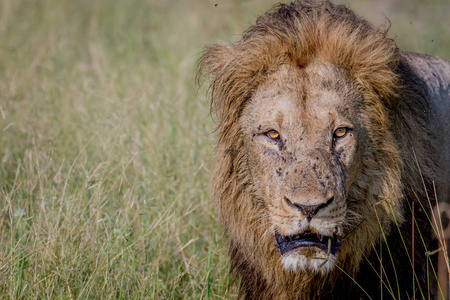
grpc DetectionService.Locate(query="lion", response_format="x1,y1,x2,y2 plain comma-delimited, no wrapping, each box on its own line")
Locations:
198,1,450,299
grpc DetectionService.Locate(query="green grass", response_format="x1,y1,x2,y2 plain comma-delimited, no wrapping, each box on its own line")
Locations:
0,0,448,298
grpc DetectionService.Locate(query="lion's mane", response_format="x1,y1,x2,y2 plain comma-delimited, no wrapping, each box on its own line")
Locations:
198,1,443,299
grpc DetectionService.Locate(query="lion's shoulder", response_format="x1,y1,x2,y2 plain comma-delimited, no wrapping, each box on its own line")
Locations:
397,51,450,202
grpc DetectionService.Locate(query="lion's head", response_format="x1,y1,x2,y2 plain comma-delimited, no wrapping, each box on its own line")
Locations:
199,0,440,298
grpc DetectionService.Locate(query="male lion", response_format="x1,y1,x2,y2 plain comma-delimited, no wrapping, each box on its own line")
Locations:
199,1,450,299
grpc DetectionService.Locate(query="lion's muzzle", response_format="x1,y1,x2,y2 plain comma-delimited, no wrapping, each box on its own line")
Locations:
284,196,334,222
274,230,340,256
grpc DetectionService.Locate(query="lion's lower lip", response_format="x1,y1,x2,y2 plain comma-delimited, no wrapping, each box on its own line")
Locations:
274,231,340,255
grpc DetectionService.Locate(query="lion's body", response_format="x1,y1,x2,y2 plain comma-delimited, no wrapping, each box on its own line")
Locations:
399,52,450,203
199,1,450,299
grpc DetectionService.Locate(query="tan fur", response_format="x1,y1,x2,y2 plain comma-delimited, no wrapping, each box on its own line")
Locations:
198,1,446,299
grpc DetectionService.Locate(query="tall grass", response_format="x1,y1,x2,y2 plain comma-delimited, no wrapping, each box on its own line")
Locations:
0,0,448,298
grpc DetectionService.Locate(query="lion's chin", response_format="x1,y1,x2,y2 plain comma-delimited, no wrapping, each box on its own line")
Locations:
281,250,336,274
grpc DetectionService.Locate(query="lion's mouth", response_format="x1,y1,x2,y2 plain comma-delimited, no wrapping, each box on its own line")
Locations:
274,231,340,255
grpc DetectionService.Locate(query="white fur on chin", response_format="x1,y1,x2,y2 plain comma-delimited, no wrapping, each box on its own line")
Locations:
281,251,336,274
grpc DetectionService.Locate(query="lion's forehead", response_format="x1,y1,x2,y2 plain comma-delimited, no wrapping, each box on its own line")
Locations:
248,63,360,131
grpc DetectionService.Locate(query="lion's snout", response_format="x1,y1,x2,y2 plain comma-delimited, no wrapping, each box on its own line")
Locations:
284,196,334,222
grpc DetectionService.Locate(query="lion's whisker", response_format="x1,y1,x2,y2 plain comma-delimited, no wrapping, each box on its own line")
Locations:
342,218,366,241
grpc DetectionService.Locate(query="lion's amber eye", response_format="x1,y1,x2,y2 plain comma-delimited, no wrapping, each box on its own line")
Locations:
266,130,280,140
334,127,348,138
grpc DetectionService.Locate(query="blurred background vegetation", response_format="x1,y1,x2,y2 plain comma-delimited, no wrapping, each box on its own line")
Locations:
0,0,448,298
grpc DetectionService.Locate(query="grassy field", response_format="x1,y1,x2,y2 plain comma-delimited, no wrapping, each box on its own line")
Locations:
0,0,449,298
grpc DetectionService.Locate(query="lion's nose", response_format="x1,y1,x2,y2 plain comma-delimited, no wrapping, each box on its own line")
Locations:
284,196,334,222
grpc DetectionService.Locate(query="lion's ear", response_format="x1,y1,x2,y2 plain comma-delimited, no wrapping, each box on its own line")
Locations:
197,43,237,119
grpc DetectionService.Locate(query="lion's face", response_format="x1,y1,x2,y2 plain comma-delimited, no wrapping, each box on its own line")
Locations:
241,62,366,273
